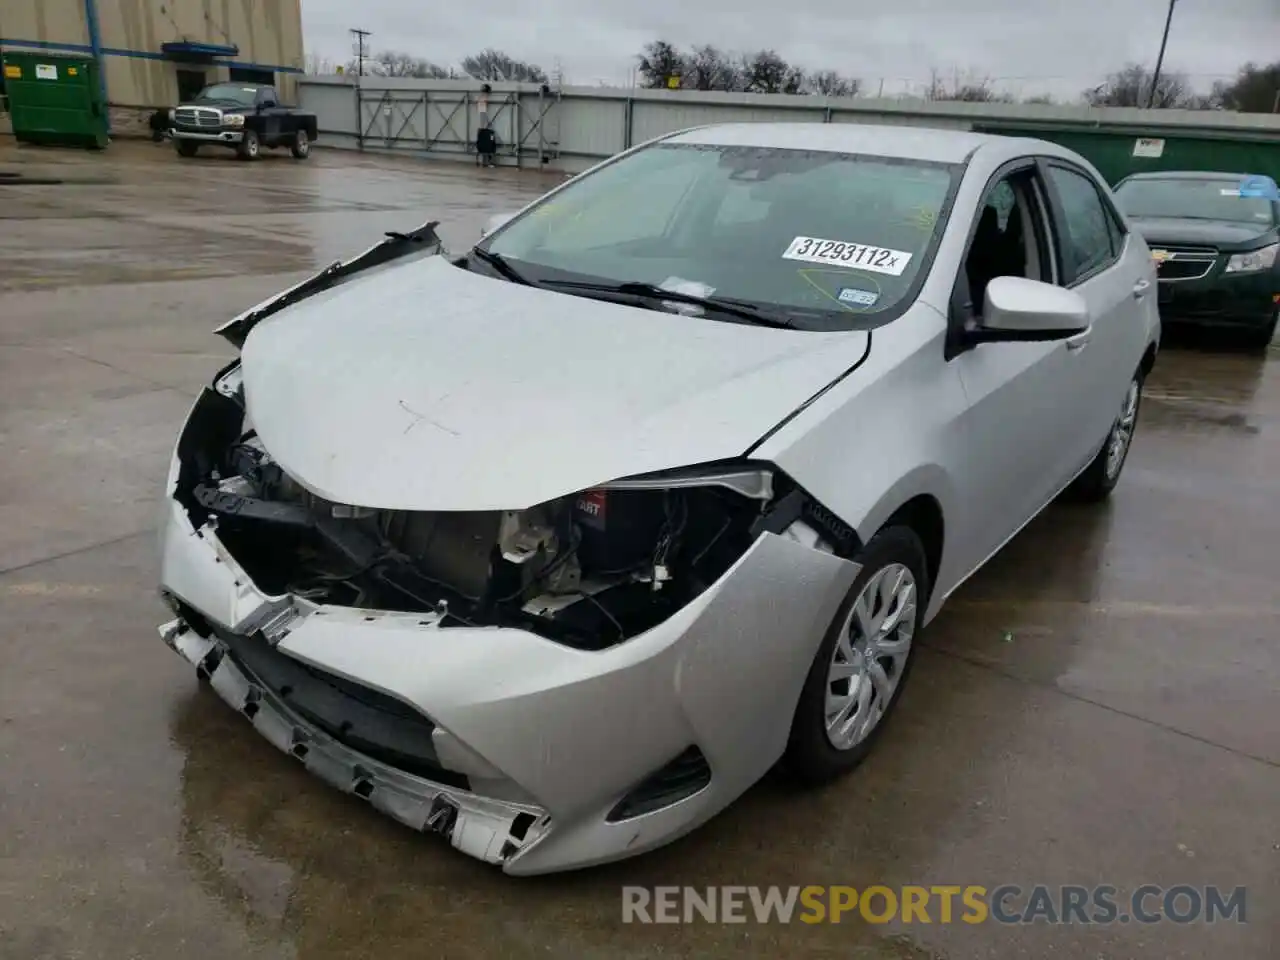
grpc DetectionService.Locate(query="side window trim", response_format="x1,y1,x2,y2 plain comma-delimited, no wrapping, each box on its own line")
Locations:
1038,158,1122,287
1024,173,1059,285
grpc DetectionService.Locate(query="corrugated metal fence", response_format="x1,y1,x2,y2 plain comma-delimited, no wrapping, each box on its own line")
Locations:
301,76,1280,175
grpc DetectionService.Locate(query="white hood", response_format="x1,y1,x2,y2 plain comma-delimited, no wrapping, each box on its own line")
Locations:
240,256,870,511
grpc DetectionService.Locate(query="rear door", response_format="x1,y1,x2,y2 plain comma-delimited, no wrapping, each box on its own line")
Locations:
1039,160,1151,474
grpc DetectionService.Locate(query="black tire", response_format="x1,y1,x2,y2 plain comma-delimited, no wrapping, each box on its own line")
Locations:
784,525,929,786
175,141,199,158
237,129,260,161
1242,310,1277,352
291,129,311,159
1068,370,1143,503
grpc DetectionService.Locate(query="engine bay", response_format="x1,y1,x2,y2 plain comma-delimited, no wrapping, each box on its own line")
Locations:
176,382,839,649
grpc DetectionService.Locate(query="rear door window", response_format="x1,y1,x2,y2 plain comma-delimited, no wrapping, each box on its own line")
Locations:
1045,165,1119,284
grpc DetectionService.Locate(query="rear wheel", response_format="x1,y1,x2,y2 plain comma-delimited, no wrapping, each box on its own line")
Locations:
175,141,199,158
291,129,311,159
785,526,927,785
237,129,261,161
1068,371,1142,502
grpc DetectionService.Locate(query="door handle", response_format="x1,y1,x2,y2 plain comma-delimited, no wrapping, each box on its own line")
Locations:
1133,279,1152,299
1066,332,1091,352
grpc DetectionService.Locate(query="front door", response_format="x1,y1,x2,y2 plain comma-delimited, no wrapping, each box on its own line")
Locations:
256,86,283,144
949,162,1094,569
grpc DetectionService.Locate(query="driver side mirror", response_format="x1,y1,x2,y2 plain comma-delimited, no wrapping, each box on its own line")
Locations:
480,211,517,238
968,276,1090,344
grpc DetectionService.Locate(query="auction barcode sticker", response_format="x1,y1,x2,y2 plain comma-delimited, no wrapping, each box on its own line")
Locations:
782,236,913,276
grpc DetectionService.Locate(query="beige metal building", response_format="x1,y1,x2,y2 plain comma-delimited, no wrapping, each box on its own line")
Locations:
1,0,303,133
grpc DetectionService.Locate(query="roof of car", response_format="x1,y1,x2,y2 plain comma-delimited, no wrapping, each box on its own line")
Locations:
665,122,1018,164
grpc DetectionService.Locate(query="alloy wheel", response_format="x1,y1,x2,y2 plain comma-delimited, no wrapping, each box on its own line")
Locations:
1105,378,1140,481
824,562,917,751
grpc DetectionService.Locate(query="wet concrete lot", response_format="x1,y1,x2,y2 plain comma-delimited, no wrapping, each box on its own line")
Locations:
1,140,1277,960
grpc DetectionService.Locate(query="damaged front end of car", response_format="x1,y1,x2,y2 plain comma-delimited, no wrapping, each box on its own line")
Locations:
173,373,855,648
158,222,864,874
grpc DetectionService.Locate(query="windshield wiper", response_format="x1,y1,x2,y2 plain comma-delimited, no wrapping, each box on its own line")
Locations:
541,279,797,329
470,247,535,286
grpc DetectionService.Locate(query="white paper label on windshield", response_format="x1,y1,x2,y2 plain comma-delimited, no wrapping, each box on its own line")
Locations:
782,236,912,276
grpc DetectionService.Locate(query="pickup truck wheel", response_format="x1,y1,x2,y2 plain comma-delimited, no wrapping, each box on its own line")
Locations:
291,130,311,159
237,130,261,161
175,141,199,158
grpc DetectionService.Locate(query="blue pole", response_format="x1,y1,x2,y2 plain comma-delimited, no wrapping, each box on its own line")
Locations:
83,0,109,132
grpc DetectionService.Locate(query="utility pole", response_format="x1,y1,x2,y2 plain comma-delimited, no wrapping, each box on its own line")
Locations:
350,27,371,77
1147,0,1177,108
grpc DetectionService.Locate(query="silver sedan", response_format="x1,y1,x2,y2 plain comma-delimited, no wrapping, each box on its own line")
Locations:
157,122,1159,875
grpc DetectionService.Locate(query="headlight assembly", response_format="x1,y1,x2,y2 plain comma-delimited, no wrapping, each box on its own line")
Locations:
1224,243,1278,275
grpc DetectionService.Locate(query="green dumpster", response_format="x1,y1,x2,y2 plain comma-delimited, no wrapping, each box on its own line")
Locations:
1,50,108,149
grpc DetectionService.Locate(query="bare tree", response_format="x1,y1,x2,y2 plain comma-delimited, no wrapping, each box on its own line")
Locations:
742,50,804,94
371,51,451,79
638,40,685,89
461,48,548,84
926,69,1011,103
1084,63,1198,108
807,69,860,97
1023,93,1055,105
1211,61,1280,113
685,45,743,91
304,53,338,75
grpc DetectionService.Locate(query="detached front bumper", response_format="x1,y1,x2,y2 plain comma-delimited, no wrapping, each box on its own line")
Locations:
172,128,244,144
158,437,858,875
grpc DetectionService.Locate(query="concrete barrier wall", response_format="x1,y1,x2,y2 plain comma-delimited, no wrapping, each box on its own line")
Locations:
300,76,1280,174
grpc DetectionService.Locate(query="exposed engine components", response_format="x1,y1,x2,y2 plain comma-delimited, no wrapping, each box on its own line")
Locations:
177,396,845,651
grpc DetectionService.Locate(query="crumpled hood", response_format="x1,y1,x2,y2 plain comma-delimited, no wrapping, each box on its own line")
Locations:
1128,216,1277,251
239,256,870,511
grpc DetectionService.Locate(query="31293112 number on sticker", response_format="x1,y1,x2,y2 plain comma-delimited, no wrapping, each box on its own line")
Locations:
782,236,913,277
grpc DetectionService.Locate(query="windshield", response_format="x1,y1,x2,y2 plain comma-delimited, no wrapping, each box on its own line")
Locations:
1114,177,1277,226
480,142,960,330
197,83,259,106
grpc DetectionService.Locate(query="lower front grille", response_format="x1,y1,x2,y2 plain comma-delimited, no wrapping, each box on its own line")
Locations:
213,625,470,789
1157,258,1217,281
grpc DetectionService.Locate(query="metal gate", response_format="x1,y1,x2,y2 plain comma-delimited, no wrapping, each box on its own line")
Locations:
355,86,561,166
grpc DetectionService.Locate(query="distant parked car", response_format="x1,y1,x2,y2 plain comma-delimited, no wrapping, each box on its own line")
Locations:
157,123,1159,875
168,82,316,161
1113,171,1279,349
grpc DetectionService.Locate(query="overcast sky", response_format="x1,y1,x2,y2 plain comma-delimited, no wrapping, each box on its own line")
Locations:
304,0,1277,98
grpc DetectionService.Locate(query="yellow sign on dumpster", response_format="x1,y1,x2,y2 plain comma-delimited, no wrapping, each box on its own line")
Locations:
3,65,21,79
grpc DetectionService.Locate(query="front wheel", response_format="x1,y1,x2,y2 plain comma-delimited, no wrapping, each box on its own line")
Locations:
291,129,311,159
784,526,928,785
175,141,199,158
236,129,260,161
1242,309,1277,352
1068,371,1142,502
